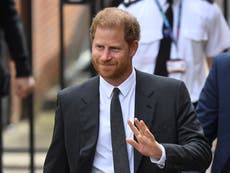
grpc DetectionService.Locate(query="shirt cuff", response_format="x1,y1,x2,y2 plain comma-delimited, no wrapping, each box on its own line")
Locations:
149,144,166,169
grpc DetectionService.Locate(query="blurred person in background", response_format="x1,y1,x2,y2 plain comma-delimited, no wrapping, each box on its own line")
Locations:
0,0,34,98
191,52,230,173
118,0,230,107
0,0,35,125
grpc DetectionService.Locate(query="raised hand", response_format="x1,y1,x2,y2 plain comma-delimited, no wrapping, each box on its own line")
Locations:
126,118,162,160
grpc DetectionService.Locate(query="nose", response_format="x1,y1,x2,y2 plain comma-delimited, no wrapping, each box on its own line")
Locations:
101,48,111,61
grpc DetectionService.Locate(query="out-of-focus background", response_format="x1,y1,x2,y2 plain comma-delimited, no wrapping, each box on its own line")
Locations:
0,0,229,173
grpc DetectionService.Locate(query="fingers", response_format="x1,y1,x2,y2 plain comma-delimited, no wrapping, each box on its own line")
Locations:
144,128,155,141
127,118,155,143
127,119,141,137
128,118,150,136
126,137,138,148
127,118,162,158
15,77,35,99
135,118,148,136
15,83,29,98
126,137,144,152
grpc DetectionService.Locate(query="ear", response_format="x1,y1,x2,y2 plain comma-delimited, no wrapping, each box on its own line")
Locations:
130,40,138,58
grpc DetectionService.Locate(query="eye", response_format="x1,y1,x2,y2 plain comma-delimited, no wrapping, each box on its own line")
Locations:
95,45,104,50
111,47,120,52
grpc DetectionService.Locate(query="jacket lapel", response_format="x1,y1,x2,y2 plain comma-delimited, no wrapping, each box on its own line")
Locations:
76,72,157,172
78,77,100,171
134,70,158,173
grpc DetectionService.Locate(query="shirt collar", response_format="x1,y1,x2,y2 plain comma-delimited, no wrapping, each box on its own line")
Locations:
100,68,136,98
162,0,178,5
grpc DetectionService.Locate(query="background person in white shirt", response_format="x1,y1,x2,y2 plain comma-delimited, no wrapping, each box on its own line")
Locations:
118,0,230,106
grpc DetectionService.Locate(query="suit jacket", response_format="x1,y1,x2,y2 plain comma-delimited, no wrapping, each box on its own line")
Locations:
221,155,230,173
196,52,230,173
44,70,211,173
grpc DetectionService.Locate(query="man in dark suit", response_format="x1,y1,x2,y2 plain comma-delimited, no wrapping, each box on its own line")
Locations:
44,7,211,173
195,52,230,173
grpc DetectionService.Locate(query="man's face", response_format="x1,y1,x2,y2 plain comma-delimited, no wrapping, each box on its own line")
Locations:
92,26,137,86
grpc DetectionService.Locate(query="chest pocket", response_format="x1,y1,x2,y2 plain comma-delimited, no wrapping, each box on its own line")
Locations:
141,30,162,44
181,15,208,41
182,29,207,42
180,3,209,42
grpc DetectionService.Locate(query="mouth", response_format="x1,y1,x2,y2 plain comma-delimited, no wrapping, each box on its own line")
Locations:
99,63,115,70
100,63,115,67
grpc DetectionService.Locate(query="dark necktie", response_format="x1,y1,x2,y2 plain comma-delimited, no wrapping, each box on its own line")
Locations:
154,0,173,76
110,88,130,173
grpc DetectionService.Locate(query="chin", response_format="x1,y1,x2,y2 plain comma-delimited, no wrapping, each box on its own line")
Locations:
100,71,115,79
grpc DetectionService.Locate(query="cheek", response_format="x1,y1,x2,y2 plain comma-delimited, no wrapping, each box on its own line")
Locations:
91,54,97,67
92,49,102,59
91,57,98,72
91,51,102,70
92,50,99,61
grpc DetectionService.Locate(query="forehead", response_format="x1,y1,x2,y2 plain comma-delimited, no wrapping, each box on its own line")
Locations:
94,26,125,41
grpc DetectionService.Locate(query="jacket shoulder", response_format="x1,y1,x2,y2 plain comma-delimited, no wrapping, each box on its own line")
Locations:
214,52,230,70
136,70,184,91
58,76,99,99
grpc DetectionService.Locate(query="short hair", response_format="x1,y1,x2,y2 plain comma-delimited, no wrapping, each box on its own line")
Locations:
90,7,140,45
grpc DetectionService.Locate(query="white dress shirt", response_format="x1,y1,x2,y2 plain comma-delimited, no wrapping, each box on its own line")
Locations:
92,69,166,173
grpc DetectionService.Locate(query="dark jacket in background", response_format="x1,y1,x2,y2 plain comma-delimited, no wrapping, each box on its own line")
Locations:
196,52,230,173
0,0,31,77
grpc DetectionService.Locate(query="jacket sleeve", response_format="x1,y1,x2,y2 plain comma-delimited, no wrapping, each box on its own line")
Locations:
0,0,31,77
163,82,212,171
196,59,218,146
43,93,70,173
